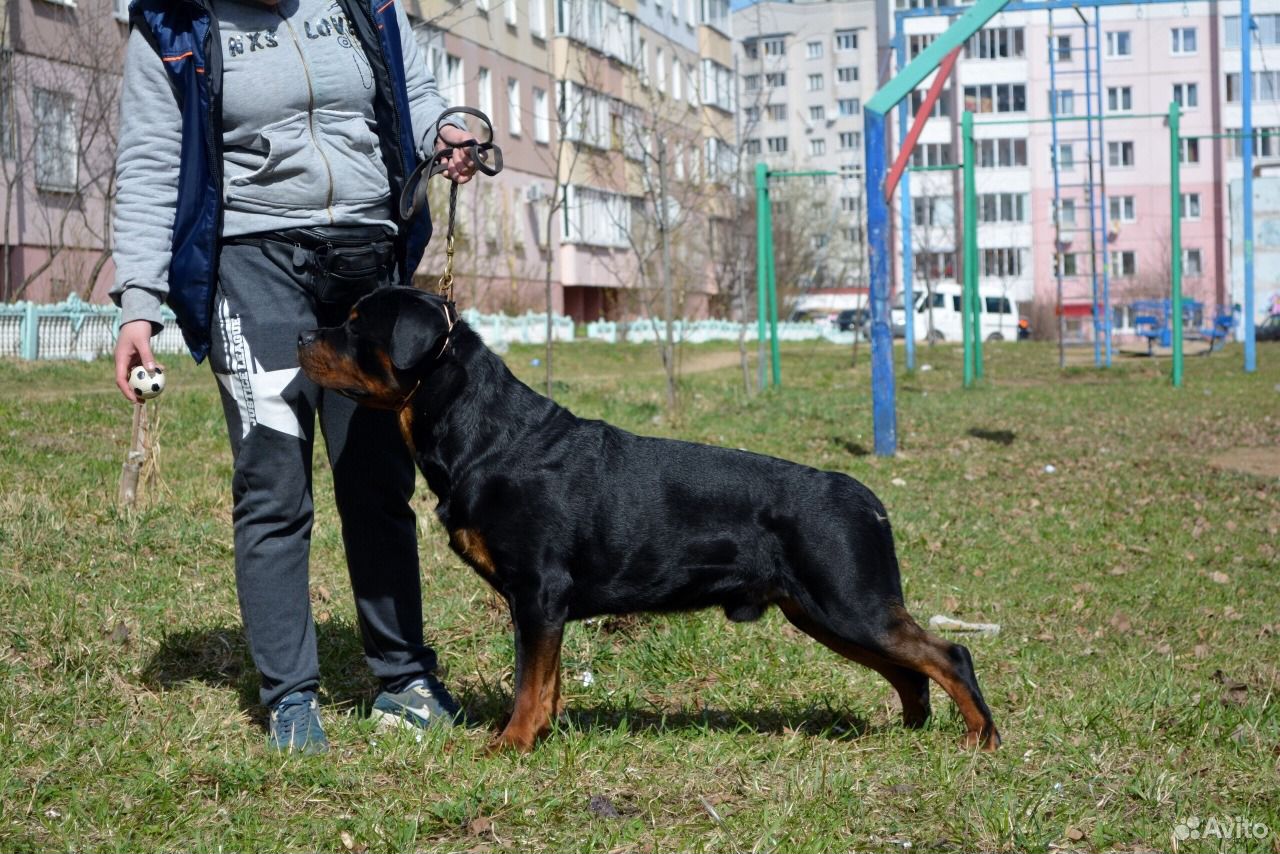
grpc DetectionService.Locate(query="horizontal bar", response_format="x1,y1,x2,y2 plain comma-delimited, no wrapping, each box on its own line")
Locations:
974,111,1167,126
769,169,840,178
897,0,1198,21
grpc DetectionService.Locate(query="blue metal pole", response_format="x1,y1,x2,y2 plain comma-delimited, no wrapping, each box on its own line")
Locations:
1080,20,1101,369
896,27,917,371
1243,0,1257,373
22,303,38,360
1094,11,1113,367
864,108,897,456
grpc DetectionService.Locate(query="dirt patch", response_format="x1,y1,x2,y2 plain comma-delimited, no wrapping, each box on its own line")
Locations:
1210,447,1280,480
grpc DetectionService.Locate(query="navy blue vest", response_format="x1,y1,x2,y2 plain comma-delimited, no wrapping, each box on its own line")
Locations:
129,0,432,361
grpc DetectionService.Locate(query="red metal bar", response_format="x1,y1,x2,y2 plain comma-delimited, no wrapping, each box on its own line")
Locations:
884,45,962,201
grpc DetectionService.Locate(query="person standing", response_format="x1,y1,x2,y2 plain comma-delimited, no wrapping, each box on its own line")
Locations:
111,0,476,753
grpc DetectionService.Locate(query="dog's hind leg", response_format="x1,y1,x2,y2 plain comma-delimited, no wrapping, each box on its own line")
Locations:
778,600,932,728
780,599,999,750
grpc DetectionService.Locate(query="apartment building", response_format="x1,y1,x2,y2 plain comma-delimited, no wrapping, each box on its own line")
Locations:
898,1,1228,341
733,0,886,291
0,0,127,304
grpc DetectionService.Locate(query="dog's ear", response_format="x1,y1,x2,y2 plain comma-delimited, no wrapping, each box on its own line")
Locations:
387,292,451,371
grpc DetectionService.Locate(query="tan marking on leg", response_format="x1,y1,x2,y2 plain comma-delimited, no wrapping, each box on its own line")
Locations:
450,529,497,582
491,628,563,753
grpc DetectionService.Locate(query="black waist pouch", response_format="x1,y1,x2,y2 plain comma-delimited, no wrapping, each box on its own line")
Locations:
285,225,397,307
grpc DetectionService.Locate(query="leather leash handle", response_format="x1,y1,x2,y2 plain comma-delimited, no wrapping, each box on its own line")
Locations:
398,107,504,220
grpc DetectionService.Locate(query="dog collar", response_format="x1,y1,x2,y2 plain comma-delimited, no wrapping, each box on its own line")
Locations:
396,301,457,412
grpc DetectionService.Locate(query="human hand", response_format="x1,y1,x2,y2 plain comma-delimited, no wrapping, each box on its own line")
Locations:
435,123,478,184
114,320,163,403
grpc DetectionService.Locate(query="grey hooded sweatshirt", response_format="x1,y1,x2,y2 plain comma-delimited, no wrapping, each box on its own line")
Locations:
111,0,459,330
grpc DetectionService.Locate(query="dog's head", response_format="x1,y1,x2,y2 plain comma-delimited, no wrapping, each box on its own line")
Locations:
297,287,457,409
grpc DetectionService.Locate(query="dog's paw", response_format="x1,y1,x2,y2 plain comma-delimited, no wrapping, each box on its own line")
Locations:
960,726,1001,752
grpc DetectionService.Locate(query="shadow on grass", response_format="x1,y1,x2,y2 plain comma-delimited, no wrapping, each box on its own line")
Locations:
142,623,874,742
967,427,1016,446
139,619,377,729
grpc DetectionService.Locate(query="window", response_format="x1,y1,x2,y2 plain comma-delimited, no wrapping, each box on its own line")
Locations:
766,103,787,121
34,89,77,192
1107,86,1132,112
1184,249,1203,277
656,48,666,92
837,98,859,116
763,37,785,56
985,296,1013,314
966,27,1025,59
505,0,519,26
743,106,760,123
910,143,953,167
982,248,1024,278
1057,198,1077,226
529,0,547,37
1108,141,1134,167
807,41,823,59
1182,192,1201,219
744,138,761,156
1109,196,1136,222
1227,14,1280,49
976,138,1027,167
477,67,494,119
810,105,825,121
1227,126,1280,158
1052,89,1075,116
554,0,634,60
743,74,760,92
908,33,936,58
766,72,786,87
1171,27,1196,54
444,54,464,104
1057,142,1074,169
841,196,860,213
1110,250,1137,277
1226,72,1280,103
638,37,649,85
1180,137,1200,164
808,73,824,91
837,66,858,83
836,31,857,51
743,41,758,60
914,252,956,279
700,0,730,32
1172,82,1198,108
838,131,861,150
766,136,788,154
1106,30,1131,57
1052,34,1072,62
910,88,951,118
912,196,954,226
561,185,630,247
963,83,1027,113
810,138,826,156
507,78,523,136
1054,252,1078,276
978,193,1028,223
671,61,683,101
533,87,550,143
701,59,735,112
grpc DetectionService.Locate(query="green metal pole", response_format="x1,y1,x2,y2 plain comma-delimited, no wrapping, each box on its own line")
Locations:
1169,102,1183,388
962,110,977,388
754,163,769,391
765,203,782,387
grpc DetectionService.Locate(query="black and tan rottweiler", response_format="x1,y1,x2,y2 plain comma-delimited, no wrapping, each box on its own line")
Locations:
297,287,1000,752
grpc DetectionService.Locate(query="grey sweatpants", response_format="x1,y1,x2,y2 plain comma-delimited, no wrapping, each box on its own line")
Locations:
209,236,436,707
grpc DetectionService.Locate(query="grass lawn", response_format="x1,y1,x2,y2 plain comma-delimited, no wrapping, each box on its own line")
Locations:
1,338,1277,853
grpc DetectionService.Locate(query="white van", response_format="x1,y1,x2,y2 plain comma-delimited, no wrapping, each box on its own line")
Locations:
892,284,1021,342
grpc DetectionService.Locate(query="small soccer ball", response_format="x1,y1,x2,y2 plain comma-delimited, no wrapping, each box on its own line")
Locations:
128,366,165,400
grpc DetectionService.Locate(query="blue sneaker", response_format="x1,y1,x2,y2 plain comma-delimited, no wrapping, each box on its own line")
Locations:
370,675,461,732
268,691,329,754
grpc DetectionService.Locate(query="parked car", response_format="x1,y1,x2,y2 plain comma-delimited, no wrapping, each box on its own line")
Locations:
1258,314,1280,342
835,308,869,333
891,284,1024,342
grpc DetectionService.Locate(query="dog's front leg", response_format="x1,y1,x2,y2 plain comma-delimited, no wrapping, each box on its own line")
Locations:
491,615,564,753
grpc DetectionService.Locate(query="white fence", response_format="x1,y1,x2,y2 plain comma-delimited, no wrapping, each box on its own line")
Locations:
2,297,857,360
